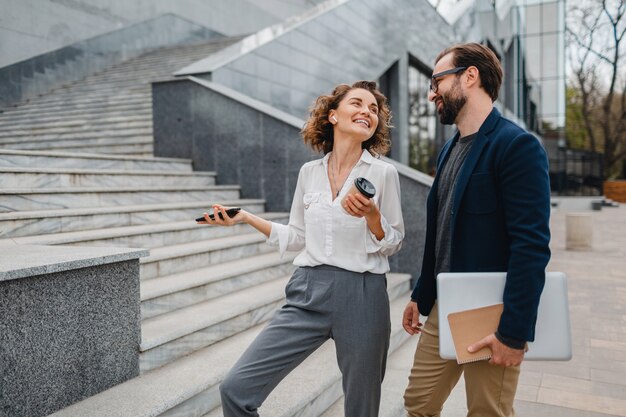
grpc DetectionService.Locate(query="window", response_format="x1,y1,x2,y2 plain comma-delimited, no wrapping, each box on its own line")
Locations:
408,63,439,176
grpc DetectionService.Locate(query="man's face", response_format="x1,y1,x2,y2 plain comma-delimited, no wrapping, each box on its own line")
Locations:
429,53,468,125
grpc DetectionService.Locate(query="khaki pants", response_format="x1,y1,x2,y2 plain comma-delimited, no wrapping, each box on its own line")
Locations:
404,303,520,417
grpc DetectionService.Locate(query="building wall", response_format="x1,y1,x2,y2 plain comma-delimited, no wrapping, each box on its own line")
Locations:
174,0,455,165
0,0,326,68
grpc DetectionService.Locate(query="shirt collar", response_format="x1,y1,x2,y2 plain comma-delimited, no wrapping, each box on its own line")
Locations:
322,149,374,167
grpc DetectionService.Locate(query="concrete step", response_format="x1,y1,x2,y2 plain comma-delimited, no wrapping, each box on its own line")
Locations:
0,184,240,212
34,144,153,156
0,211,285,247
0,135,153,149
320,336,418,417
0,136,153,150
0,119,152,138
8,91,150,109
0,166,214,188
2,98,149,117
0,106,152,125
0,127,152,143
0,149,192,171
0,113,151,130
141,250,296,320
49,280,411,417
201,284,412,417
1,142,154,156
0,199,266,238
139,274,290,373
139,231,274,279
0,92,152,114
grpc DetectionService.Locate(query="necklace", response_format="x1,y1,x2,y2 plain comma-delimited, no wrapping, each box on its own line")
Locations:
329,152,357,198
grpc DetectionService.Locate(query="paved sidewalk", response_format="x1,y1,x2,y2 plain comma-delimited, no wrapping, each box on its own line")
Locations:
439,205,626,417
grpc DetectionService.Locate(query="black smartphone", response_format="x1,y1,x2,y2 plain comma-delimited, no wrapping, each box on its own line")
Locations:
196,207,241,222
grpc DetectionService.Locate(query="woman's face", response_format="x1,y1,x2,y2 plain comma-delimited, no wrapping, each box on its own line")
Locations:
330,88,379,142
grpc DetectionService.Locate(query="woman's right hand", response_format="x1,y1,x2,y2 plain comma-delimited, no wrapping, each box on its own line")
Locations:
199,204,246,227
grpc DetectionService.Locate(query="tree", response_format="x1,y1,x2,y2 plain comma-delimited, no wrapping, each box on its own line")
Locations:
566,0,626,179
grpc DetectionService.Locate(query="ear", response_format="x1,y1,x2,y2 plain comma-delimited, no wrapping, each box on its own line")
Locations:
465,66,480,88
329,112,337,124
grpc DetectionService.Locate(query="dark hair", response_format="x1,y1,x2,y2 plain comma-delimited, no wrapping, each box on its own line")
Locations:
436,42,503,102
301,80,392,155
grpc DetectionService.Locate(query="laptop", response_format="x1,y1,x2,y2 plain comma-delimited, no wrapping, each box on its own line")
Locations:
436,272,572,361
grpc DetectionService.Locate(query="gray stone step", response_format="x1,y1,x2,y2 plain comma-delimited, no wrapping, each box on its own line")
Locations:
49,279,411,417
0,119,152,138
139,231,274,279
1,142,154,157
0,184,240,212
0,211,285,248
0,114,151,130
0,137,153,152
0,167,214,188
1,95,152,114
5,90,152,112
0,99,151,119
320,336,418,417
0,127,152,143
139,274,290,373
0,199,266,238
0,149,192,171
141,250,296,320
0,136,153,151
29,143,153,156
0,106,152,125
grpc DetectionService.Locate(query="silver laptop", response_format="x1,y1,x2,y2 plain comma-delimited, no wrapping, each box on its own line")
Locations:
436,272,572,361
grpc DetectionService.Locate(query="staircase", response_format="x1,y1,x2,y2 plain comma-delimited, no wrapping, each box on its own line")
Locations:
0,37,416,417
0,37,243,156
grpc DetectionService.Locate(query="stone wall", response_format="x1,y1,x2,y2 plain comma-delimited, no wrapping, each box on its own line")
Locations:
0,245,147,417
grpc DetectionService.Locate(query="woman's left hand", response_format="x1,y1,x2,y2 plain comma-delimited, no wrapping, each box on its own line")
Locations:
343,193,378,220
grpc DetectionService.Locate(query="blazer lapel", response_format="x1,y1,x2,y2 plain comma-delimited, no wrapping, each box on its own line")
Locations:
451,108,502,215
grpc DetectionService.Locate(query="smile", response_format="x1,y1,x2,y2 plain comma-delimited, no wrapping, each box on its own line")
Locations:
353,118,370,128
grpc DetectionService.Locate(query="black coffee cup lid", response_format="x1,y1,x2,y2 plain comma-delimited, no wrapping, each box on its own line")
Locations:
354,177,376,198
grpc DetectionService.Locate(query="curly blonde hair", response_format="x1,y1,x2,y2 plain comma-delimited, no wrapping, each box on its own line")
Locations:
301,81,392,156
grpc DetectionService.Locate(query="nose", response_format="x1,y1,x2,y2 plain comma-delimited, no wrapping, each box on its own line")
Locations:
428,90,437,102
359,107,372,116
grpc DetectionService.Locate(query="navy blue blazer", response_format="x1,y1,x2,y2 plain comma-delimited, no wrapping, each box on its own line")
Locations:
410,108,551,342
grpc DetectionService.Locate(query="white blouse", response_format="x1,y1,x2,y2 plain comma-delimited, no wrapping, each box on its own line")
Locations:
267,149,405,274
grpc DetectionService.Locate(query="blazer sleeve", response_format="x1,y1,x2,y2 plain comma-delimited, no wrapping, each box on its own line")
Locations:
497,132,551,342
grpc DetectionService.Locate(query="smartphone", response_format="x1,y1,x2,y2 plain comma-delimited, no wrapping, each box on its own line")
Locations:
196,207,241,222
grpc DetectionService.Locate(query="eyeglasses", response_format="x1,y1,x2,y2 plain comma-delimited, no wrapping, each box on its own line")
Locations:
429,67,467,94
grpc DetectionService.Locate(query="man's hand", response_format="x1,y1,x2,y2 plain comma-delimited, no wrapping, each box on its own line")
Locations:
402,301,422,335
468,333,525,367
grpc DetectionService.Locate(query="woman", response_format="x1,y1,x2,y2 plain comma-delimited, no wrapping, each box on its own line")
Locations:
200,80,404,417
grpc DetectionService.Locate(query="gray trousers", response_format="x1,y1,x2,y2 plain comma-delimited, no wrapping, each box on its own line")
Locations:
220,265,391,417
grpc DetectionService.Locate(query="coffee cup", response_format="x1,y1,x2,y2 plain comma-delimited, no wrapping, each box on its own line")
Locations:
342,177,376,211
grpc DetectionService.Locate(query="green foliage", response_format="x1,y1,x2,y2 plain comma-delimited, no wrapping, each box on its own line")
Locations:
565,86,590,150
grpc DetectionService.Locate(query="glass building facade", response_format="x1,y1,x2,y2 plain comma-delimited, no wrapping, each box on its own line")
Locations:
404,0,566,176
520,0,566,130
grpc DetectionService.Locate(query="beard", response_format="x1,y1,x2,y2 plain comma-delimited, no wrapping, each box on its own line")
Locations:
437,80,467,125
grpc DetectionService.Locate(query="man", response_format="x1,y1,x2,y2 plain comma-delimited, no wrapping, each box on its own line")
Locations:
402,43,551,416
